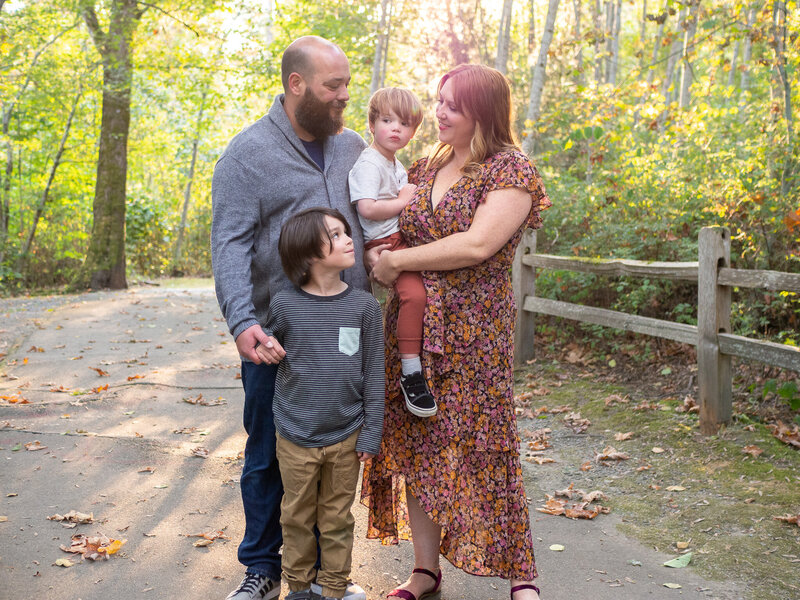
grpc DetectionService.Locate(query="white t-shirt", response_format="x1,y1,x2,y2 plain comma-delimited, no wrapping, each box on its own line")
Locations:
348,147,408,242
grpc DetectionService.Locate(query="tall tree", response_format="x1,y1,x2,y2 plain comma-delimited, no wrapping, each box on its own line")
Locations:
771,0,794,195
495,0,514,74
573,0,584,84
678,0,700,109
522,0,560,155
370,0,392,93
605,0,621,85
739,3,757,98
661,5,687,104
74,0,145,290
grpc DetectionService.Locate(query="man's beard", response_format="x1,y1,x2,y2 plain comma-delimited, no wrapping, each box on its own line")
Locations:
295,88,346,140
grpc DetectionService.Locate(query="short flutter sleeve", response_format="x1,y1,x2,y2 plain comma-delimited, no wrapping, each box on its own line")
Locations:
479,151,551,229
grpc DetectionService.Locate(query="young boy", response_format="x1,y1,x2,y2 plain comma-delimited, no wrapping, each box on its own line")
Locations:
260,208,384,600
348,87,436,418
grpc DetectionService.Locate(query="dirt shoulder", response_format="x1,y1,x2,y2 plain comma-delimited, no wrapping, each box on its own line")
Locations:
0,283,788,599
514,357,800,600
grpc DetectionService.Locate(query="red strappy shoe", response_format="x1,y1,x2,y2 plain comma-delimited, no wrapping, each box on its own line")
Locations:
510,583,541,598
387,567,442,600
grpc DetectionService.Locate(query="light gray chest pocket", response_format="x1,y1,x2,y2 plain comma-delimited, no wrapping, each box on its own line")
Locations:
338,327,360,356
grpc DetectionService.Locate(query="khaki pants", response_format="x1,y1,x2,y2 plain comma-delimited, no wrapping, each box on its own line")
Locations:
276,430,361,598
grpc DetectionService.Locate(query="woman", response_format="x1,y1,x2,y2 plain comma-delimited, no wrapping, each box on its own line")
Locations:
362,64,550,600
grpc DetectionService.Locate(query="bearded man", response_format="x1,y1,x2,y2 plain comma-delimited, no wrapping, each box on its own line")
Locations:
212,36,375,600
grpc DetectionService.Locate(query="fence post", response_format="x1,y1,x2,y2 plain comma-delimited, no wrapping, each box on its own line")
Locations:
513,229,537,366
697,226,732,434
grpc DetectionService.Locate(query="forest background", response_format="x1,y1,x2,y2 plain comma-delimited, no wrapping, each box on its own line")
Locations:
1,0,798,346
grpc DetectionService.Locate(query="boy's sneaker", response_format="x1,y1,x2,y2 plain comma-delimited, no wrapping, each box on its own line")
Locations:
400,371,437,417
310,581,367,600
225,572,280,600
285,591,314,600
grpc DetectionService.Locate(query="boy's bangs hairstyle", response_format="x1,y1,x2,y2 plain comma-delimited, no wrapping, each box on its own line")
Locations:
279,207,351,287
428,64,518,178
368,87,424,131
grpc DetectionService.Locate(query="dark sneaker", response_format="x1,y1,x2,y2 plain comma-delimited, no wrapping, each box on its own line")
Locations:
311,581,367,600
285,591,314,600
225,572,280,600
400,371,437,417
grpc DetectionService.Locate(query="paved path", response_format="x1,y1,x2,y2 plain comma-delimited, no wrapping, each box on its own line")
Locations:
0,286,747,600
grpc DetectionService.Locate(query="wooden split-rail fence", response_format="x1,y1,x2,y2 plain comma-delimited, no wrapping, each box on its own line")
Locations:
512,226,800,435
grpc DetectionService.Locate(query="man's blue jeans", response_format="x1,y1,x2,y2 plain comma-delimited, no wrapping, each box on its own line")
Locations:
238,361,282,580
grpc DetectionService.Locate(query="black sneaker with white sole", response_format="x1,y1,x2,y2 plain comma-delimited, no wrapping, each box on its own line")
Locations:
225,572,280,600
400,371,437,417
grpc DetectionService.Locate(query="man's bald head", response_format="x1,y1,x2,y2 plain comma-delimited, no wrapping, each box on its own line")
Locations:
281,36,346,91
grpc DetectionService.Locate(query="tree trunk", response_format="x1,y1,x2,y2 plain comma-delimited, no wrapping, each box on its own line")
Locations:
605,0,621,85
370,0,391,93
495,0,514,74
74,0,143,290
528,0,535,54
679,0,700,109
727,39,739,87
593,0,603,83
661,6,686,102
573,0,584,83
522,0,560,155
639,0,648,72
739,4,757,96
772,0,794,195
172,91,207,275
18,81,84,269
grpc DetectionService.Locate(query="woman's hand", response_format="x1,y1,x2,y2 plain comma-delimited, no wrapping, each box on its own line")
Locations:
371,249,401,287
364,242,391,274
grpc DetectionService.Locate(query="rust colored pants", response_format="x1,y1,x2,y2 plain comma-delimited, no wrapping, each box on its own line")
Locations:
366,232,426,356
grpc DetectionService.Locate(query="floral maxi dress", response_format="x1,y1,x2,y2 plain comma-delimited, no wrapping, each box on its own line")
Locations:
361,150,551,580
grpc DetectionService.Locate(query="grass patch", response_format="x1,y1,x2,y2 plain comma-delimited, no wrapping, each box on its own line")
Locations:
515,360,800,600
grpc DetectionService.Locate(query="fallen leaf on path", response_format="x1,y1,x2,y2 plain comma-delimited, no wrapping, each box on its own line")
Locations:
666,485,686,492
663,583,682,589
537,486,611,520
742,445,764,458
773,513,800,527
28,346,45,353
564,412,591,433
580,461,593,471
0,516,7,522
604,394,630,407
637,464,652,471
48,510,94,525
549,544,565,551
674,395,699,413
1,393,29,404
191,446,209,458
614,431,634,441
50,385,71,393
127,374,145,381
173,427,199,434
595,446,630,462
138,467,155,474
183,394,226,406
663,552,693,568
529,456,555,464
88,367,109,377
54,558,75,567
24,441,47,451
675,541,690,549
186,530,229,547
92,384,109,393
767,422,800,449
652,447,665,454
633,400,660,411
60,533,126,560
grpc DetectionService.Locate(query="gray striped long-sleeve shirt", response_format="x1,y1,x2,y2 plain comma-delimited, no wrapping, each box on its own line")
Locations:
266,286,385,455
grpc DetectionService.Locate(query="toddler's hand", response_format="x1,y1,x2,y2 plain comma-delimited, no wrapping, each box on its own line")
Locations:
357,451,376,463
397,183,417,206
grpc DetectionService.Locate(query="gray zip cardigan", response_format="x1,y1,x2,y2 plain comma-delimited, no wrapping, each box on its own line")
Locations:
211,94,369,340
